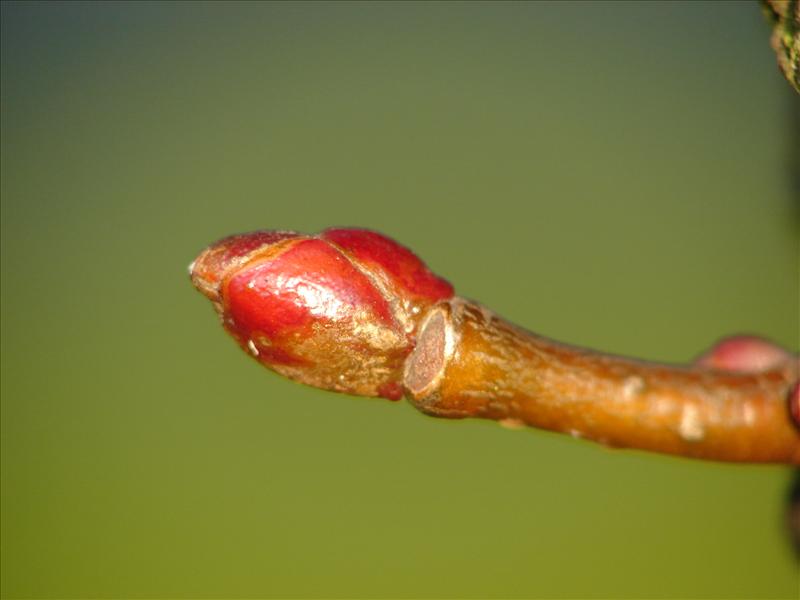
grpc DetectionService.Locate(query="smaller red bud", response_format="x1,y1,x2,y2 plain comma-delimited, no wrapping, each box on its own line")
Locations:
190,228,453,400
694,335,793,373
790,381,800,430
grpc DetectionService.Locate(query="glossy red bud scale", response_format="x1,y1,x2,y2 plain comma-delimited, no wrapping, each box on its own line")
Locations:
190,228,453,399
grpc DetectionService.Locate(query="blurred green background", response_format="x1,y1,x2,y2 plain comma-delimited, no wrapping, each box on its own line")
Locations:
2,1,798,598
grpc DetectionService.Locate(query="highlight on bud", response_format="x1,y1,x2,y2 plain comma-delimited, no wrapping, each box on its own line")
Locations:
189,228,454,400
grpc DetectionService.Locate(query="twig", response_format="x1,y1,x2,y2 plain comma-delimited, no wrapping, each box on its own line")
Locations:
762,0,800,94
190,228,800,464
405,299,799,463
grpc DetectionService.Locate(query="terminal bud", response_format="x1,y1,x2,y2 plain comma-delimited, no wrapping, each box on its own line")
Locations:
190,228,453,399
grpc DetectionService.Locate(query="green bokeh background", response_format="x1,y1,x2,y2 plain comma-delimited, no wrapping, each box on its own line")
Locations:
2,1,798,598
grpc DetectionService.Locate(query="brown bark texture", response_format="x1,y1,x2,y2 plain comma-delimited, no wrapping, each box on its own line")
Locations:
405,298,800,464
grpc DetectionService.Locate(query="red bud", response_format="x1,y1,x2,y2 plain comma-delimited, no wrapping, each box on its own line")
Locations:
694,335,793,373
790,381,800,430
190,228,453,399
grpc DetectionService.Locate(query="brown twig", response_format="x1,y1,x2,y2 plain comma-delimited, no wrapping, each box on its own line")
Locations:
762,0,800,94
405,298,800,464
190,228,800,464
